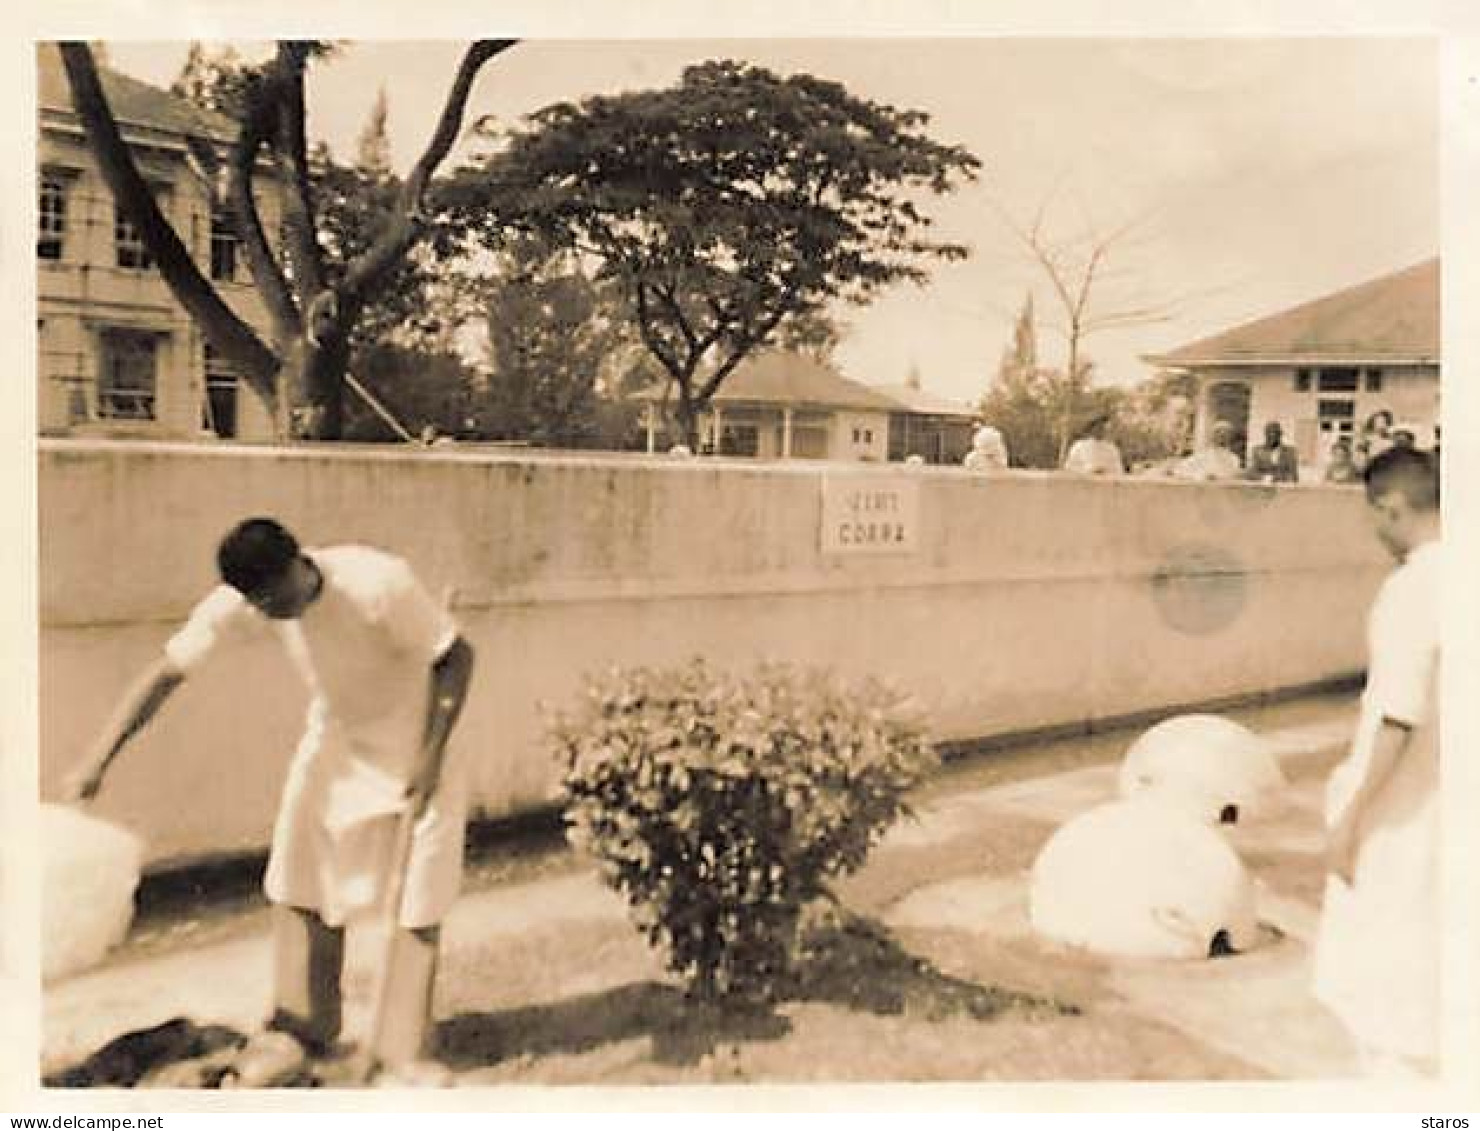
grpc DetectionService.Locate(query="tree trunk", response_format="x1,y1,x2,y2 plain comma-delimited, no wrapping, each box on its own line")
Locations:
276,335,352,440
672,397,701,451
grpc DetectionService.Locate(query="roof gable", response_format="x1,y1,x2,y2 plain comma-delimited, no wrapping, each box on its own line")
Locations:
871,383,977,418
669,351,902,412
1152,258,1438,367
38,43,238,145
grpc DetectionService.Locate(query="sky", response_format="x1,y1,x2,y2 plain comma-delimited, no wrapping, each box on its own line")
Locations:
105,37,1438,406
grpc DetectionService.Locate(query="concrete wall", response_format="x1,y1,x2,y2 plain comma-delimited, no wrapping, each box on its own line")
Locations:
38,440,1390,869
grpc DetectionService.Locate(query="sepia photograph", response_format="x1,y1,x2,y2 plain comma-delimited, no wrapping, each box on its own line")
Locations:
9,11,1477,1113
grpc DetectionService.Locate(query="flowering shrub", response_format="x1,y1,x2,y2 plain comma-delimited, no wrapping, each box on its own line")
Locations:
553,659,936,1002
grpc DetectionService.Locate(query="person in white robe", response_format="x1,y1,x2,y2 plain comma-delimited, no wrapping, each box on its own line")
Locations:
963,424,1010,472
1173,421,1243,482
64,518,475,1084
1062,412,1125,476
1312,447,1439,1077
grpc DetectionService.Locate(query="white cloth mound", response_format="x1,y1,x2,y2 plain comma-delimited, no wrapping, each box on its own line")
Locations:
1118,713,1285,824
1029,799,1258,959
42,804,143,982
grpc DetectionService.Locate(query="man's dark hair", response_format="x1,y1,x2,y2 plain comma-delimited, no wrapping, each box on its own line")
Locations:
1364,446,1439,510
217,518,300,595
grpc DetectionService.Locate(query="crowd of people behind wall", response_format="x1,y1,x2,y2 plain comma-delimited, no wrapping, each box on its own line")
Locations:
958,407,1438,485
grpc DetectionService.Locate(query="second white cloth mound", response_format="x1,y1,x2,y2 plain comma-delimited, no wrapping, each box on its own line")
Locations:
1029,798,1258,960
1118,713,1286,825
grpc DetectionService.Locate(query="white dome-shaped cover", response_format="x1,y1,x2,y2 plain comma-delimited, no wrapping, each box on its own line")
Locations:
1118,713,1285,824
42,804,143,982
1029,798,1258,960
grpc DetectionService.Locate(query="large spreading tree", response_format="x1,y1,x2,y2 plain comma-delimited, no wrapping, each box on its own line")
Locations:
439,60,981,447
59,40,514,440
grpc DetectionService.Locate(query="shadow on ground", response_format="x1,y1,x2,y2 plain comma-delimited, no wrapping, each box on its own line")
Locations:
436,912,1077,1073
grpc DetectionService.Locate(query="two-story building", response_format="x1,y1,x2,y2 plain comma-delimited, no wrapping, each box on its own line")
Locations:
37,44,282,442
1146,259,1438,474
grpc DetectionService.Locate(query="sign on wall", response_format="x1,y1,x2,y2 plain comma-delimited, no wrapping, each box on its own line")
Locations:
820,475,921,554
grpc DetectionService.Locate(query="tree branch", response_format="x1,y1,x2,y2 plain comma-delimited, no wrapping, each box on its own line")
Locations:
634,281,683,380
273,42,327,301
228,56,304,339
342,39,515,303
697,304,788,404
58,42,281,386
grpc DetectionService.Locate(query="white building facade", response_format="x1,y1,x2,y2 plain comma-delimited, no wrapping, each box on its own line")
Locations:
37,45,282,442
1148,260,1439,475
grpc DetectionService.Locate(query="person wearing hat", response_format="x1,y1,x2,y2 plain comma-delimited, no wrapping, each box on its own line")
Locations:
962,423,1010,472
1173,420,1243,482
1062,412,1124,476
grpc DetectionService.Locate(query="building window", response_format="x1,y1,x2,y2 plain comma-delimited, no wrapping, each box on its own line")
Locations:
720,424,758,457
1317,368,1359,393
210,206,239,281
1294,369,1312,392
114,205,154,270
98,329,158,420
202,344,239,438
38,173,69,260
1364,368,1384,392
1317,398,1355,435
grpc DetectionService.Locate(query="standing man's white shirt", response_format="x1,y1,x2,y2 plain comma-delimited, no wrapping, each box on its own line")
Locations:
1063,437,1124,476
166,546,466,928
1313,538,1439,1069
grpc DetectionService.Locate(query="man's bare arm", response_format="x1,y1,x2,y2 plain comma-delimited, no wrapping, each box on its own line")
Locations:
62,658,186,802
405,636,476,816
1326,719,1412,883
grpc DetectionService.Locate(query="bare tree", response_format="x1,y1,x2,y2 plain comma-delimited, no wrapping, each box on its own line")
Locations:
991,194,1176,463
59,40,514,440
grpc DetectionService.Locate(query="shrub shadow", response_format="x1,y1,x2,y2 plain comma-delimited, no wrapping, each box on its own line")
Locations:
437,912,1078,1074
436,981,790,1071
783,912,1081,1022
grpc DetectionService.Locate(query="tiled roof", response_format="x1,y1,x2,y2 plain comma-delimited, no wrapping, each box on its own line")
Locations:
1149,258,1438,367
38,43,238,144
637,351,902,413
871,383,978,418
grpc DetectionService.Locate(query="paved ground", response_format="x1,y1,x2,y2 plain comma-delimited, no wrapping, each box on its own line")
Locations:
42,697,1363,1083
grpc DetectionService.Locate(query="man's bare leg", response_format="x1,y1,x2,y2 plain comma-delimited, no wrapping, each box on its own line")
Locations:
373,924,442,1073
268,903,346,1054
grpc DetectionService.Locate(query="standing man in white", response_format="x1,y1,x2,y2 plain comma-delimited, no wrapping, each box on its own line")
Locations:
1313,447,1439,1077
64,518,476,1085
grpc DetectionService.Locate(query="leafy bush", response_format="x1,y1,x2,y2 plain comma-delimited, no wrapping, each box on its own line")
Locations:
553,659,937,1003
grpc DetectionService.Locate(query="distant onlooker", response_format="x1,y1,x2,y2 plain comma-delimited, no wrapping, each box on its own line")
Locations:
1323,437,1362,484
1062,413,1124,476
1389,423,1418,452
1173,421,1242,482
962,424,1010,472
1356,409,1395,470
1244,421,1299,484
